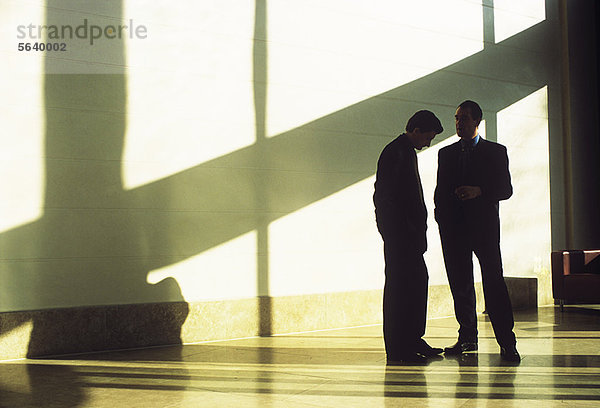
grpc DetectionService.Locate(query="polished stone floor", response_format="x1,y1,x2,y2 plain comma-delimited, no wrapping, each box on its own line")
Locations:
1,305,599,407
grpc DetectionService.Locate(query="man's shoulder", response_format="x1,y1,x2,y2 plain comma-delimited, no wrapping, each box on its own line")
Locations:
439,140,461,155
381,134,409,155
478,138,507,153
479,138,505,147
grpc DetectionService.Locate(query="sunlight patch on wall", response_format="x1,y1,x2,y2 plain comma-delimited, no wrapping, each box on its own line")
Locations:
266,0,484,137
146,230,257,301
420,135,458,286
0,318,33,359
121,1,257,189
268,177,383,297
497,86,550,279
0,1,45,232
493,0,546,43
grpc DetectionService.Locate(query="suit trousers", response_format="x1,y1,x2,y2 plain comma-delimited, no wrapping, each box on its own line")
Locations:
438,212,516,347
382,239,429,356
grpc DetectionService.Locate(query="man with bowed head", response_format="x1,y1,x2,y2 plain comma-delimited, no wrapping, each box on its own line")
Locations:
434,100,520,362
373,110,444,364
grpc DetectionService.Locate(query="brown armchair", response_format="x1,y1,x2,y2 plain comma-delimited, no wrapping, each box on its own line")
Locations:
551,250,600,310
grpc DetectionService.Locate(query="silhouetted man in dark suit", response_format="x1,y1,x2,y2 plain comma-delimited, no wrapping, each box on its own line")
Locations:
374,110,443,363
434,100,520,362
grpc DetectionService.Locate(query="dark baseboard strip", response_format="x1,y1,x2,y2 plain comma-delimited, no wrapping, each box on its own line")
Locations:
1,280,538,361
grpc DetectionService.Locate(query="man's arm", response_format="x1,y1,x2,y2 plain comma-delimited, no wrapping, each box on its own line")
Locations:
434,148,456,206
374,145,418,242
480,144,512,202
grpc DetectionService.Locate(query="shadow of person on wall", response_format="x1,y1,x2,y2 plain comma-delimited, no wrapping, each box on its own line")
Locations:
21,0,188,406
0,1,189,406
18,0,189,359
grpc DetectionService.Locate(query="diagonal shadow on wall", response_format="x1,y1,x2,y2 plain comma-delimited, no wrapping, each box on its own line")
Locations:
116,15,558,272
0,1,560,360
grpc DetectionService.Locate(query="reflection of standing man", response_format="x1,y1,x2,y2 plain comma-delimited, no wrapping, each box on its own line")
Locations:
434,100,520,362
374,110,443,363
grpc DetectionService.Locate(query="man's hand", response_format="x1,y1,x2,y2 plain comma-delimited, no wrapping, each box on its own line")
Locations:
455,185,482,201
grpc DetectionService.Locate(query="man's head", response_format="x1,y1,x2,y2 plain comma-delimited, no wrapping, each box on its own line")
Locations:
405,110,443,150
455,100,482,140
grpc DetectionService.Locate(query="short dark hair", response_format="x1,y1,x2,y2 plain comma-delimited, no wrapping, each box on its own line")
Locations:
405,110,443,133
458,100,483,124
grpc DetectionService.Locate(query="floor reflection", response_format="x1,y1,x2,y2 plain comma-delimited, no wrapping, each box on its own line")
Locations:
1,306,599,407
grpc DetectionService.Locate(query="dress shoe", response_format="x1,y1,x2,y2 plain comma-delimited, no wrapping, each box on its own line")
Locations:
387,352,428,365
444,341,478,355
500,345,521,362
416,340,443,357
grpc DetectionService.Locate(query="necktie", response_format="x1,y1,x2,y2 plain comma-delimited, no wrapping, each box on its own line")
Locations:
459,140,472,184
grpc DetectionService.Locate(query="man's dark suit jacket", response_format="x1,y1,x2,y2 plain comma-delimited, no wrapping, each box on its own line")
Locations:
374,134,427,253
434,138,512,227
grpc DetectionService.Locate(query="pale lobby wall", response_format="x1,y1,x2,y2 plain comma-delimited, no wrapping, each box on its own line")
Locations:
0,0,560,357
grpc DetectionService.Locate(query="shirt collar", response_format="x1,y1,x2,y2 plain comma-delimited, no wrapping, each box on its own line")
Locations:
461,134,480,148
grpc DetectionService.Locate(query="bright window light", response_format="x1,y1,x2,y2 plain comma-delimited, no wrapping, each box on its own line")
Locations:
494,0,546,43
0,2,45,232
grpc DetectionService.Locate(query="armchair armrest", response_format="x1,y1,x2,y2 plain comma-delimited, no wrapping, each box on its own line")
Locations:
552,250,600,308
